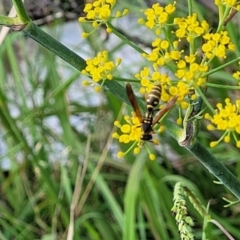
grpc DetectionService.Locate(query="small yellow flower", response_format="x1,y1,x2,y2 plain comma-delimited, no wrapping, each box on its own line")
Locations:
134,147,140,155
160,40,170,49
210,141,218,148
117,151,125,158
94,85,102,92
81,32,90,38
121,124,131,133
170,50,181,60
177,117,182,125
149,154,156,161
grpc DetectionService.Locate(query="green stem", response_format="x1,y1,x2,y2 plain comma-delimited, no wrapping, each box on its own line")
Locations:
12,0,30,22
188,0,193,16
0,15,22,26
217,7,231,32
107,22,146,54
216,4,224,32
187,0,195,55
194,85,215,114
163,119,240,200
162,27,174,49
203,56,240,78
206,83,240,89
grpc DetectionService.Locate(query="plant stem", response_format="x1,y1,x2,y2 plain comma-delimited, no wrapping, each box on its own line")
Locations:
107,22,146,54
203,56,240,78
12,0,30,22
0,15,22,26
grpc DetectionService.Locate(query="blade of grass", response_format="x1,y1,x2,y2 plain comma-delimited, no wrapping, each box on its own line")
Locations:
87,161,124,228
123,152,147,240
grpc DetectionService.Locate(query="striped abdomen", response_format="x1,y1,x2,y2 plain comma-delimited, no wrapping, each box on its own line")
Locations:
146,84,161,112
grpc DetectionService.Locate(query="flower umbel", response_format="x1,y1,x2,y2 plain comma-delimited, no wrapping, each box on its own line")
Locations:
202,31,235,59
113,114,142,144
112,114,143,157
174,13,209,42
112,110,159,160
205,98,240,148
82,50,121,91
79,0,129,37
138,2,176,34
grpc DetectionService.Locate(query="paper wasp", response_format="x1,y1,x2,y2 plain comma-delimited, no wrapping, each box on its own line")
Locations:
126,83,178,142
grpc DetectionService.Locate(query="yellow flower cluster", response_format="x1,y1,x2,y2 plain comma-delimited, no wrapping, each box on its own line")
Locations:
82,50,121,91
80,1,240,154
137,4,235,122
144,38,181,68
174,13,209,42
145,48,209,94
112,113,158,160
113,115,142,145
175,54,209,87
138,2,176,34
139,11,210,110
79,0,129,37
134,67,170,94
134,2,240,151
137,55,207,110
202,31,235,59
134,67,188,109
205,98,240,148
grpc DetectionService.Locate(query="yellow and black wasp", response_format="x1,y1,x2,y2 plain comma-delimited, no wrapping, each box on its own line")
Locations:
145,84,162,113
126,83,178,142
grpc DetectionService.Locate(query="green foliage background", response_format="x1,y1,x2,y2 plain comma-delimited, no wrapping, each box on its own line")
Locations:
0,1,240,239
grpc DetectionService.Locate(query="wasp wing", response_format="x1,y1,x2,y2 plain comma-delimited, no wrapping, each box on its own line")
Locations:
126,83,143,122
152,96,178,126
